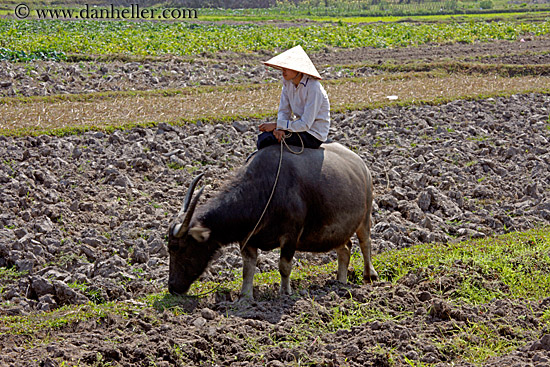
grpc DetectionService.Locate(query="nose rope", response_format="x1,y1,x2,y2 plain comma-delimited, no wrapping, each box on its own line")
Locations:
187,281,224,298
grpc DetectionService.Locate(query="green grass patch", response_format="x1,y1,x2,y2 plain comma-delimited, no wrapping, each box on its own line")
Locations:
169,227,550,307
0,267,27,283
433,321,527,364
0,301,142,336
0,267,27,297
0,46,66,61
371,227,550,303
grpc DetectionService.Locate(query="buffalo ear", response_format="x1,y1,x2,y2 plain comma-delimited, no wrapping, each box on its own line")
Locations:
189,225,211,242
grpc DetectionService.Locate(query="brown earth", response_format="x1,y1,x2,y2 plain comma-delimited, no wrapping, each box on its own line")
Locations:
0,93,549,365
212,37,550,66
309,38,550,66
1,38,550,367
3,274,550,367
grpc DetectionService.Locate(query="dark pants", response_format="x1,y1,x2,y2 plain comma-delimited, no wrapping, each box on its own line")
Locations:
257,131,323,150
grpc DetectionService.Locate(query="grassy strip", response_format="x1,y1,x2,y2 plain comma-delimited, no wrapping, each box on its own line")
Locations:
368,61,550,77
0,0,547,16
179,227,550,302
197,3,550,19
197,11,550,23
1,71,550,137
0,301,144,336
1,227,549,350
373,227,550,302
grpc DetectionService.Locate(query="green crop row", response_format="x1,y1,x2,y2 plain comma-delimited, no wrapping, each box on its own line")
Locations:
0,46,66,61
0,18,549,57
198,0,550,18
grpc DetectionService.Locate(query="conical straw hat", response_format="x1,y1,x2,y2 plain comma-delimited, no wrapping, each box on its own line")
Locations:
263,45,322,80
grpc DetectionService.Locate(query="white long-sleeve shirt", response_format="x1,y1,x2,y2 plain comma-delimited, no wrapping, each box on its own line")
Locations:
275,76,330,142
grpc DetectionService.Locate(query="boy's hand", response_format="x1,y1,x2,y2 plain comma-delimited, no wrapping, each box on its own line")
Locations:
273,129,285,142
259,122,276,132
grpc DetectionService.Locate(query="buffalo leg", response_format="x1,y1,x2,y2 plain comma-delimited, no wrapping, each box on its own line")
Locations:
240,245,258,299
357,219,378,283
279,245,295,295
335,240,352,282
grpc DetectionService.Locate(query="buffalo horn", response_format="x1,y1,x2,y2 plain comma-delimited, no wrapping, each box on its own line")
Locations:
172,173,205,238
176,173,205,217
174,187,204,238
174,186,205,238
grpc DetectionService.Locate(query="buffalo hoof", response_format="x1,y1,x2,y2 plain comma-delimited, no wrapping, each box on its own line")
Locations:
279,285,292,296
238,291,254,301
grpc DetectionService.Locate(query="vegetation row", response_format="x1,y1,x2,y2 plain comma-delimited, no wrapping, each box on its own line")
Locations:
1,18,549,59
1,0,549,17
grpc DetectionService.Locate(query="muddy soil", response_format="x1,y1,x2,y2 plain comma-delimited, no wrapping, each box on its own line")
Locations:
3,273,550,367
1,38,549,97
309,38,550,66
1,92,549,366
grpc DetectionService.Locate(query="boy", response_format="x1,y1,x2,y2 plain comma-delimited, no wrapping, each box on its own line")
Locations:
258,45,330,150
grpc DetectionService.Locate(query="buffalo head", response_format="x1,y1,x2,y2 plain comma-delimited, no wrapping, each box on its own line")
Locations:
167,173,219,295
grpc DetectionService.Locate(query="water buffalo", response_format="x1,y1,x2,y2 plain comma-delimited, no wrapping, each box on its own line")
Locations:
167,142,378,298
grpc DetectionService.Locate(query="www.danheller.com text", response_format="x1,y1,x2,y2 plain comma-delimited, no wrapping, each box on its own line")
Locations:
27,4,198,20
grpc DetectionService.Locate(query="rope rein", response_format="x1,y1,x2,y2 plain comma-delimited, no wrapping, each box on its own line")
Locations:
189,132,303,298
282,131,304,155
240,132,303,252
